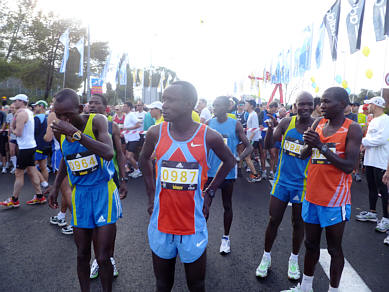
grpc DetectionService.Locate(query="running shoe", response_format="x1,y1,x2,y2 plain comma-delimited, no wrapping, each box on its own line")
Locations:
26,195,47,205
61,225,73,235
288,258,301,280
90,259,99,279
246,166,251,173
261,171,268,180
219,236,231,255
255,255,271,278
0,197,20,208
247,173,261,183
354,173,362,182
281,284,312,292
129,169,142,178
111,257,119,277
2,167,6,174
268,171,274,180
49,215,67,227
384,233,389,245
375,217,389,233
10,167,16,174
355,211,378,222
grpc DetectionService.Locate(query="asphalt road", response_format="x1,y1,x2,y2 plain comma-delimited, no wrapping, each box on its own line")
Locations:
0,171,388,292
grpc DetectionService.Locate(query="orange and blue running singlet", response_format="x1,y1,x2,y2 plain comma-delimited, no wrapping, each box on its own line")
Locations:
305,118,353,207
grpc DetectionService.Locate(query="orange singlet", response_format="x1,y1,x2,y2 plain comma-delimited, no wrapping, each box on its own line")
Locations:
305,118,353,207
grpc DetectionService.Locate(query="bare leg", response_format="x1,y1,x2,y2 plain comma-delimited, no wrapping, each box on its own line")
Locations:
184,250,206,292
13,168,25,198
264,196,288,252
303,223,322,277
291,203,304,255
152,252,176,292
26,166,42,194
74,227,94,292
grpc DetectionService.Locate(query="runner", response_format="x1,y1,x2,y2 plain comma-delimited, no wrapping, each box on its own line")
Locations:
0,94,43,208
88,93,128,279
205,96,253,254
282,87,362,292
48,88,122,292
139,81,235,292
256,92,314,280
0,104,8,173
6,103,17,174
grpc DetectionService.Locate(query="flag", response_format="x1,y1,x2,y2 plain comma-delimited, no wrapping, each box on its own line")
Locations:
323,0,341,61
315,22,325,69
282,49,291,84
293,47,301,77
299,24,313,74
74,38,84,77
373,0,387,41
385,0,389,36
91,77,103,95
119,55,128,86
100,51,112,81
59,29,70,73
346,0,365,54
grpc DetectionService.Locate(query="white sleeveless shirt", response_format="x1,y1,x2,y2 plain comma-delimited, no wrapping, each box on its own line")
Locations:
16,108,37,149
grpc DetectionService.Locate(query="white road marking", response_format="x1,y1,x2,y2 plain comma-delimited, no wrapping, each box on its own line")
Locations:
319,249,371,292
268,179,292,206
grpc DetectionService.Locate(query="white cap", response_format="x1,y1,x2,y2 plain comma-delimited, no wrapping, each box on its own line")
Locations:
10,94,29,102
364,96,386,108
147,101,163,110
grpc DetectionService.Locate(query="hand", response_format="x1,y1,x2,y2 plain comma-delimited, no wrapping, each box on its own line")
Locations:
147,200,154,216
360,145,365,152
303,127,321,148
51,119,78,137
267,115,277,129
202,190,213,221
383,171,389,185
48,187,59,209
119,181,128,200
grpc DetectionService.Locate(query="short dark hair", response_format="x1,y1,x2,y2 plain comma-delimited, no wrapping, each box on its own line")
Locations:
323,87,349,107
54,88,80,109
92,94,108,106
124,101,133,109
247,99,256,108
215,96,230,106
171,81,198,109
313,97,321,108
199,98,207,105
352,102,360,106
269,101,278,108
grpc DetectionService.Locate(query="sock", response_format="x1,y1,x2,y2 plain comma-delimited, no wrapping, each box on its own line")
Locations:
328,286,338,292
263,251,271,259
41,181,49,188
12,196,18,202
11,156,16,167
223,235,230,240
301,274,314,292
36,194,43,199
57,211,66,220
289,252,298,262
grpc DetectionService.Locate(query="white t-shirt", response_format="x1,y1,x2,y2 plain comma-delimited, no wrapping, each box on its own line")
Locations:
362,113,389,170
134,111,146,131
200,107,212,122
246,111,260,141
124,112,140,142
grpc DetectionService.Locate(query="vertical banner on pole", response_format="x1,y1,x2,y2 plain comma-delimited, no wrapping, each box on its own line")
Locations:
91,77,103,95
323,0,341,61
75,37,84,77
59,29,70,74
346,0,365,54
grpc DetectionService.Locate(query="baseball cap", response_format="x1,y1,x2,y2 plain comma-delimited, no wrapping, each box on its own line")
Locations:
10,94,29,102
147,101,163,110
32,100,48,108
364,96,386,108
352,102,360,106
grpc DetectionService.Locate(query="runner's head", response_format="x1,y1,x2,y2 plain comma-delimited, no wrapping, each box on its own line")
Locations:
53,88,83,124
32,100,48,115
268,101,278,114
212,96,230,118
162,81,198,122
295,91,314,119
89,94,107,115
123,101,133,114
321,87,349,120
245,100,256,112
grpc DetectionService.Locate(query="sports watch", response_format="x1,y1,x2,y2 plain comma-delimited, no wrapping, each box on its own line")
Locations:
319,143,329,154
71,130,82,142
205,188,216,198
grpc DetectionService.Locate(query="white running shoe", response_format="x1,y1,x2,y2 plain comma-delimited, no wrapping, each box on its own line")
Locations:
129,169,142,178
219,236,230,255
61,225,73,235
2,167,6,174
49,215,67,227
384,233,389,245
90,259,99,279
255,255,271,278
10,167,16,174
281,284,313,292
355,211,378,222
376,217,389,233
288,258,301,280
111,257,119,277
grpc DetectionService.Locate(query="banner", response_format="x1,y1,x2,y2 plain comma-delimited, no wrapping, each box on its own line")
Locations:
59,29,70,73
282,49,291,84
346,0,365,54
315,23,325,68
373,0,387,41
119,55,128,86
100,51,112,81
385,0,389,36
91,77,103,95
74,38,84,77
299,24,313,74
323,0,341,61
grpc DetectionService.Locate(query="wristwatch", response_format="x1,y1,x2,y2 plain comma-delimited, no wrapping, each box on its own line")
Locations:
71,130,82,142
205,188,216,198
319,143,329,154
235,156,241,162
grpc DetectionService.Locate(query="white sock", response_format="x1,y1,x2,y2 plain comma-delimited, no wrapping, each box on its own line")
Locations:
328,286,338,292
11,156,16,167
301,274,314,292
57,211,66,220
263,251,271,259
289,252,298,262
41,181,49,188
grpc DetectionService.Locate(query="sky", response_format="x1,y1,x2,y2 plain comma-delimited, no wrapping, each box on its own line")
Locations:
37,0,389,103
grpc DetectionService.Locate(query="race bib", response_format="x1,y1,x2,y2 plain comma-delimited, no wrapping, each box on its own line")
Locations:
311,143,336,165
283,137,304,159
222,134,228,145
160,160,199,191
66,151,99,176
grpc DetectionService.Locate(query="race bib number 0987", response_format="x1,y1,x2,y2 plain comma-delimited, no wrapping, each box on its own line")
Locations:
160,160,199,191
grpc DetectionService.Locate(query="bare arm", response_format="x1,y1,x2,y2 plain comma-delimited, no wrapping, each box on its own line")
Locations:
112,122,128,199
12,110,27,137
48,158,68,209
44,112,56,142
300,118,322,160
235,121,253,160
264,117,289,149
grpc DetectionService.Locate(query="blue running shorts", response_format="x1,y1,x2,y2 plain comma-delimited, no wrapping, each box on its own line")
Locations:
51,150,62,172
148,224,208,263
271,183,304,204
71,179,122,229
302,200,351,228
35,151,48,161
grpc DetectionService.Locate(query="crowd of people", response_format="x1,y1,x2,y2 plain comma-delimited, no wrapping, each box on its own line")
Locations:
1,81,389,292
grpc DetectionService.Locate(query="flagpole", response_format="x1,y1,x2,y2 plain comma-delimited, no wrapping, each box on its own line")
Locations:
87,25,91,102
63,71,66,88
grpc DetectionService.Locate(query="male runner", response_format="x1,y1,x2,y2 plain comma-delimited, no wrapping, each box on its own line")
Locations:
7,103,17,174
48,88,121,292
0,104,7,173
139,81,235,292
205,96,253,254
282,87,362,292
256,92,314,280
0,94,43,208
244,100,261,182
233,101,248,177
